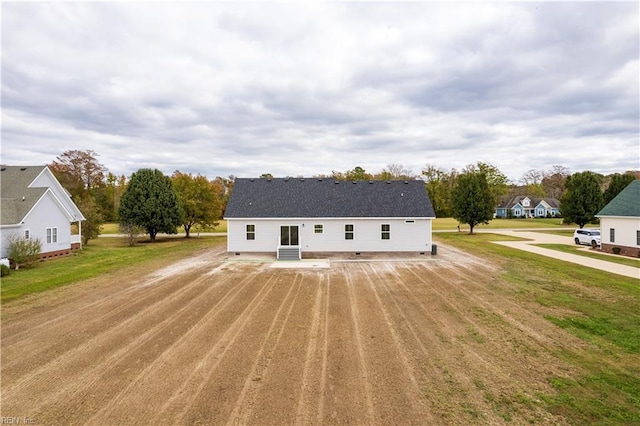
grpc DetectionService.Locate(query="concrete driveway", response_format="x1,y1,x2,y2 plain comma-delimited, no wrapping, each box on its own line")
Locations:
480,229,639,279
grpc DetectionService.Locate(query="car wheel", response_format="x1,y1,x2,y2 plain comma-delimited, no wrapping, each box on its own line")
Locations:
574,237,580,245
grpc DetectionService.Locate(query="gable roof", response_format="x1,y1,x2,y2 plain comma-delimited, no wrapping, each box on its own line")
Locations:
0,165,84,225
597,180,640,217
496,195,560,209
225,178,435,218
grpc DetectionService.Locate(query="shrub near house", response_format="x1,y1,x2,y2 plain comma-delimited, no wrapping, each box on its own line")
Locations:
0,166,85,260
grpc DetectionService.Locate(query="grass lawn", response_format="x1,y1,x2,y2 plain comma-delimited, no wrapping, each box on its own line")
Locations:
100,220,228,235
435,232,640,424
535,243,640,267
1,236,225,304
432,217,590,231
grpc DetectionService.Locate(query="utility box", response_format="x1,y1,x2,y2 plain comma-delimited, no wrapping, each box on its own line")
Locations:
431,244,437,255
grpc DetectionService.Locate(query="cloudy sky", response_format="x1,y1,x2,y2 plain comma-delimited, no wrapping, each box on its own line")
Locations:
2,2,638,182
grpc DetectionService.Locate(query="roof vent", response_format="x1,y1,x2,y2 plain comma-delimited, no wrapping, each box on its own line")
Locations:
300,178,305,182
1,167,5,171
403,181,408,184
284,178,289,182
318,178,323,182
369,181,373,184
250,178,255,182
352,181,357,184
22,196,26,201
386,181,391,184
20,167,27,171
334,181,339,184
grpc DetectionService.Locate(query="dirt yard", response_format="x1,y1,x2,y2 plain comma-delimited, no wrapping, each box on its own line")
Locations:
1,244,585,425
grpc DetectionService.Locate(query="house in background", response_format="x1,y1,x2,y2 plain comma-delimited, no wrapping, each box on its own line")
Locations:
495,196,561,218
596,180,640,257
224,178,436,259
1,165,85,260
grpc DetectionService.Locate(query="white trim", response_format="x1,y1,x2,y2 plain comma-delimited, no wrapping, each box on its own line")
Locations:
226,216,436,220
21,189,76,224
33,167,85,220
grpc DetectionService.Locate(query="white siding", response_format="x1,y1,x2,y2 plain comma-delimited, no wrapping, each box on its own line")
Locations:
0,225,21,258
31,168,85,222
23,193,72,254
600,216,640,248
227,218,432,253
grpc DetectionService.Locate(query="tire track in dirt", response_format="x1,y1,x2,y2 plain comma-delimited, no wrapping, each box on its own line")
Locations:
2,265,246,420
294,274,328,425
225,273,303,423
375,261,515,423
241,271,322,425
350,263,434,424
1,245,227,343
343,268,376,423
397,261,570,423
319,271,373,424
2,260,227,382
170,272,296,425
83,266,277,425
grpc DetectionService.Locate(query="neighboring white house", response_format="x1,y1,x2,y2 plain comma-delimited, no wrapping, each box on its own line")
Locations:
224,178,436,259
495,196,561,218
596,180,640,257
1,165,85,259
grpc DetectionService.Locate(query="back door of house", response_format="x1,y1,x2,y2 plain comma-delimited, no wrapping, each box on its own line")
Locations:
280,225,299,246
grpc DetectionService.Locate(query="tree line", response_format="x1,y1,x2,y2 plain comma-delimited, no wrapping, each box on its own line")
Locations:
48,150,637,242
48,150,234,244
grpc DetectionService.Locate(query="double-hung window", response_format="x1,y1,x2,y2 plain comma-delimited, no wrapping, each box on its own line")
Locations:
610,228,615,243
345,224,354,240
381,224,390,240
46,227,58,244
246,224,256,240
314,224,324,234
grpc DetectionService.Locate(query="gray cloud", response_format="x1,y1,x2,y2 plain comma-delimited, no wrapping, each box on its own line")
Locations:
1,2,637,181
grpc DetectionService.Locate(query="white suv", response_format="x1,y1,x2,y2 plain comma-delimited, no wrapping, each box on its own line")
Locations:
573,229,601,247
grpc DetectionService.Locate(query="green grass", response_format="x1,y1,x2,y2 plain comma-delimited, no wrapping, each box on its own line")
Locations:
1,236,225,303
432,217,587,231
435,232,640,424
536,243,640,268
100,220,228,235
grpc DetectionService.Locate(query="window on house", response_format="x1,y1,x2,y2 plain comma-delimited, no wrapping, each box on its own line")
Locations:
46,227,58,244
314,224,323,234
246,224,255,240
637,230,640,246
345,224,354,240
24,229,30,239
610,228,615,243
381,224,390,240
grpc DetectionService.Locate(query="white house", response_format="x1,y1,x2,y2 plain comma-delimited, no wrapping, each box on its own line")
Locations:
224,178,436,259
1,165,85,260
596,180,640,257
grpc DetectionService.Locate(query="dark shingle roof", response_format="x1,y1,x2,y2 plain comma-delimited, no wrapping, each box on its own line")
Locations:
225,178,435,218
597,180,640,217
496,196,560,209
0,166,48,225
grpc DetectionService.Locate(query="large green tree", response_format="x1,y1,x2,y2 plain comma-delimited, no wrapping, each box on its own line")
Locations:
560,171,603,228
603,173,636,205
49,150,107,245
450,169,494,234
172,171,221,237
422,164,456,217
119,169,182,241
